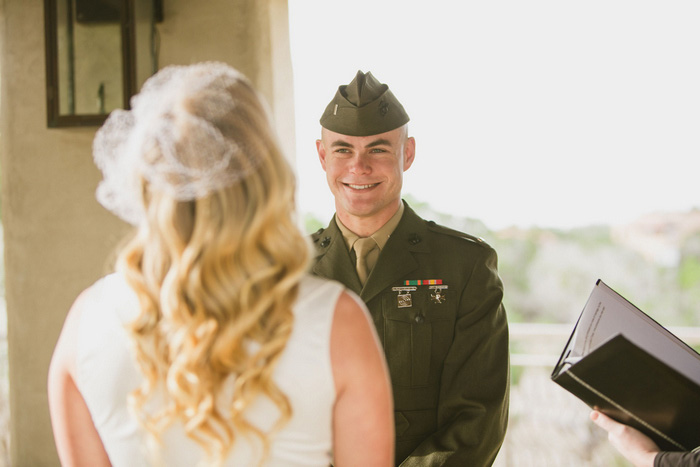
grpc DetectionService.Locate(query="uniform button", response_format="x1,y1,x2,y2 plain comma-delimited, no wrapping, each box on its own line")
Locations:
319,237,330,248
408,234,421,245
414,314,424,324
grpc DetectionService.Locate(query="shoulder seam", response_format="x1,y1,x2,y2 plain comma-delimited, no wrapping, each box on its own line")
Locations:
425,220,490,247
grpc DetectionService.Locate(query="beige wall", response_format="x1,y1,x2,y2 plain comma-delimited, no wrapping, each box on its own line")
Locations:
0,0,295,464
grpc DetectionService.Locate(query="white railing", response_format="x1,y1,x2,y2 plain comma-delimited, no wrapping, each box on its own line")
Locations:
508,322,700,367
496,323,700,466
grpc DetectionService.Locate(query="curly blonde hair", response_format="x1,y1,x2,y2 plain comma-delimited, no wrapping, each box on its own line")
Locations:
115,69,310,465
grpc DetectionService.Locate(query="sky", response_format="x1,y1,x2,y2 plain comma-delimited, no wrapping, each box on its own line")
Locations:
287,1,700,230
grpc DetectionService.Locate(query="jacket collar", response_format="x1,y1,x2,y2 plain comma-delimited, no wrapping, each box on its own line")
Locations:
312,201,430,301
311,216,363,293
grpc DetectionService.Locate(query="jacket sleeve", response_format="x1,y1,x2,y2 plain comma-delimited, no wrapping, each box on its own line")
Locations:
654,449,700,467
399,246,510,467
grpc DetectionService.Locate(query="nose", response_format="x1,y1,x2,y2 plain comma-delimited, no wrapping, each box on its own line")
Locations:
348,154,371,175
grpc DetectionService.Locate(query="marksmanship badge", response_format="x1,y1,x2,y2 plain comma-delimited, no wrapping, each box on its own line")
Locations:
392,286,417,308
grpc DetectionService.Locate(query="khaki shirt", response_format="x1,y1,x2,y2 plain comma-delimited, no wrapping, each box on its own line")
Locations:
336,202,405,275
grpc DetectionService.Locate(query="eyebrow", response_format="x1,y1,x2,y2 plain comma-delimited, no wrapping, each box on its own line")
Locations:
329,138,392,149
365,139,392,148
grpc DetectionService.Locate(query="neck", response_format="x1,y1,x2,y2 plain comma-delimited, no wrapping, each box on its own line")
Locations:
336,200,402,237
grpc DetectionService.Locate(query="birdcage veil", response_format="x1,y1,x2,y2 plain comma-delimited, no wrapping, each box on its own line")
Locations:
93,62,262,225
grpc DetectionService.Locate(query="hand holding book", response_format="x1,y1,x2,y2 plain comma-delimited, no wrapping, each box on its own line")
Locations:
551,280,700,452
590,410,659,467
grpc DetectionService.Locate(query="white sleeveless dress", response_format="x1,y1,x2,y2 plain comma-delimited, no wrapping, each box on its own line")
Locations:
75,272,341,466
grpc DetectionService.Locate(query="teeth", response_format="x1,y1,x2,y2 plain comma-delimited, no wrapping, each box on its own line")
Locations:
348,183,376,190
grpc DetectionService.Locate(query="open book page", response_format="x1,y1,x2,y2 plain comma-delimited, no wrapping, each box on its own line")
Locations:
568,280,700,386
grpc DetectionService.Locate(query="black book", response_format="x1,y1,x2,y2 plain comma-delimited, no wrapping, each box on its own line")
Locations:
551,279,700,452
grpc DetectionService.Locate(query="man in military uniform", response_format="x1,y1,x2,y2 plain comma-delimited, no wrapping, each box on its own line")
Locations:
311,70,510,466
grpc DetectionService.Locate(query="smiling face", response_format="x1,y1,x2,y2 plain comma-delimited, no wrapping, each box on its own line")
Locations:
317,125,415,235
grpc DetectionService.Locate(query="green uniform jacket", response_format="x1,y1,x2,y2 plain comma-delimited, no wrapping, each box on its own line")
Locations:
655,449,700,467
311,202,510,466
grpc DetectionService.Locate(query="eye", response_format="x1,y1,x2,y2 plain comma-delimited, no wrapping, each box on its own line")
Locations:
370,147,388,153
334,148,351,154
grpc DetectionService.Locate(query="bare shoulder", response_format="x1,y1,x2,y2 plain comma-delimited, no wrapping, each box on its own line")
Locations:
330,290,384,389
333,290,372,329
331,291,381,356
329,290,394,465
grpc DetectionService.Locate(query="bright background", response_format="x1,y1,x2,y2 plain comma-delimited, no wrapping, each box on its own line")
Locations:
288,0,700,230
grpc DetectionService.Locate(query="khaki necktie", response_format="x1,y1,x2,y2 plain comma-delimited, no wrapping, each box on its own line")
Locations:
353,237,378,285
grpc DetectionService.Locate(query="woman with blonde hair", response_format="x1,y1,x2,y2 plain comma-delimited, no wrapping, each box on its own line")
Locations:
48,62,393,466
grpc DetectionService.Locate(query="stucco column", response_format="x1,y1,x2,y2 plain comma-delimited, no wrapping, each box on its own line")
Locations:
0,0,294,464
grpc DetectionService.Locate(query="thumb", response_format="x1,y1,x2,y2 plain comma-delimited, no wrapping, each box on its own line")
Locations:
591,410,608,426
590,410,618,432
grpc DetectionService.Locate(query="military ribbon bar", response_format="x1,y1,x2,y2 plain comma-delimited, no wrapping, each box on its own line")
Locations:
404,279,443,286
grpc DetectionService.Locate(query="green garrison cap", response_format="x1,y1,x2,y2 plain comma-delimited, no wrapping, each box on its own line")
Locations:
320,70,409,136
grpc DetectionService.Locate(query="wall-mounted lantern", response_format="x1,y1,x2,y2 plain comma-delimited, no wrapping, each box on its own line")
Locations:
44,0,162,127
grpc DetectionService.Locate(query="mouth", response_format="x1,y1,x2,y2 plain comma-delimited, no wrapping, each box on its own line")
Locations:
344,182,379,190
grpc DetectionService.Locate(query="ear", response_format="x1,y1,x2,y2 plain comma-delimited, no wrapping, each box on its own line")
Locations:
316,139,328,171
402,136,416,171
